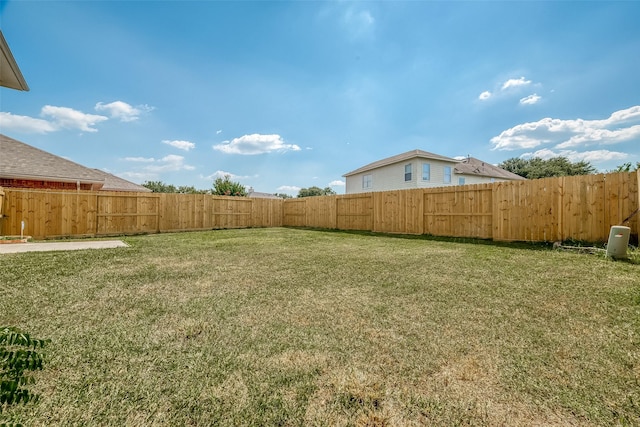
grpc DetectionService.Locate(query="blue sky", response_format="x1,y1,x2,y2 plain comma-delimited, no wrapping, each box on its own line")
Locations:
1,1,639,195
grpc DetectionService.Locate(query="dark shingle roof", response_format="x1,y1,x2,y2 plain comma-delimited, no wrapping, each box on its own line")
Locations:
0,133,105,184
0,134,150,191
454,157,525,180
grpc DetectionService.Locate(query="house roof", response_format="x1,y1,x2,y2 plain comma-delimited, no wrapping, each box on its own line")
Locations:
247,191,281,199
343,149,459,177
91,169,152,192
0,30,29,91
454,157,526,180
0,134,105,185
0,133,149,191
247,187,281,199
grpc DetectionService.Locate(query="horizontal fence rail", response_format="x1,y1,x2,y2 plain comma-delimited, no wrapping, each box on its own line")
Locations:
0,171,638,243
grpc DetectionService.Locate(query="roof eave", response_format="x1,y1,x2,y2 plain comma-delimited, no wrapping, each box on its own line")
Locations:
0,172,104,185
344,149,460,177
0,30,29,91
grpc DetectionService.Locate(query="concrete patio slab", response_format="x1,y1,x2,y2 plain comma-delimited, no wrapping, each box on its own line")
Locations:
0,240,129,254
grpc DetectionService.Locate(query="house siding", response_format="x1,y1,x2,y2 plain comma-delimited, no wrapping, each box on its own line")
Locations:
347,159,464,194
459,175,496,185
344,150,525,194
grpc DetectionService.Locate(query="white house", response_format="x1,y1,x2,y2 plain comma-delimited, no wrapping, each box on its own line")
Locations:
343,149,524,194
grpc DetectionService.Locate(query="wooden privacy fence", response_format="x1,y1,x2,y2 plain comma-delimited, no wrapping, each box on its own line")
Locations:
0,171,638,243
0,191,282,239
280,171,639,243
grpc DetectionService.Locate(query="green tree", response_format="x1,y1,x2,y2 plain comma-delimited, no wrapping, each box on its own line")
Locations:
498,156,597,179
176,185,208,194
274,193,293,199
142,181,207,194
212,175,247,197
610,162,640,172
142,180,177,193
297,186,336,198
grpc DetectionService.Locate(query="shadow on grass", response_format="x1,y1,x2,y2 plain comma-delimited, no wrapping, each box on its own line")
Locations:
286,226,553,251
286,226,640,264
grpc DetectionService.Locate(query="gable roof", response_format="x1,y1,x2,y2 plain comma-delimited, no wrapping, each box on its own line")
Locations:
91,169,151,192
0,134,149,191
455,157,525,180
0,134,105,185
0,30,29,91
343,149,459,177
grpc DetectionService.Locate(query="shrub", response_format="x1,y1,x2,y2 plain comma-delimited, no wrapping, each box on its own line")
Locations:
0,327,48,410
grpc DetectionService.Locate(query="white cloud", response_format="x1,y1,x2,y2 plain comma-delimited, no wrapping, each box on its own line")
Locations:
491,105,640,151
118,171,155,182
501,77,531,91
213,134,301,155
556,125,640,149
277,185,301,194
0,112,57,133
0,102,153,134
520,94,541,105
216,130,222,134
522,148,628,163
123,156,156,162
329,180,345,187
343,7,375,40
478,76,536,105
95,101,153,122
162,139,195,151
478,91,492,101
41,105,108,132
143,155,195,172
120,155,194,181
125,155,194,173
202,170,257,181
208,170,238,180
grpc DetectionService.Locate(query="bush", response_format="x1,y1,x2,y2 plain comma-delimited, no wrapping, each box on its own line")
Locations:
0,327,48,411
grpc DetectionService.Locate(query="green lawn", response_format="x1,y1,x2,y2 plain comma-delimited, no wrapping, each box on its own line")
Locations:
1,228,639,426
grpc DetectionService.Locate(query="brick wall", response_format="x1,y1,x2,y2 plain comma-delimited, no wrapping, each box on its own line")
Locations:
0,178,93,191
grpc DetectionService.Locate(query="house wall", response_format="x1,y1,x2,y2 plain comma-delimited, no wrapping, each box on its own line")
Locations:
346,158,462,194
456,175,496,186
0,178,94,191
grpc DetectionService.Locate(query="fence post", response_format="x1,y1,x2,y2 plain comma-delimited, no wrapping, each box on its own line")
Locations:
558,176,565,242
0,187,4,235
636,169,640,238
491,181,498,241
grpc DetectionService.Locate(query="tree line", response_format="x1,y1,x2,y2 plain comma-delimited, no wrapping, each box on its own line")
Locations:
142,175,336,198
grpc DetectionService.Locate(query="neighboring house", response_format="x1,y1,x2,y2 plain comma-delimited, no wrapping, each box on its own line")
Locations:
0,134,150,192
246,187,280,199
343,149,524,194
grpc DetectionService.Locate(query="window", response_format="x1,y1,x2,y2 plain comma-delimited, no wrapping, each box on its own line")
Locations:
422,163,431,181
362,174,372,189
458,177,465,185
444,166,452,184
404,164,412,181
